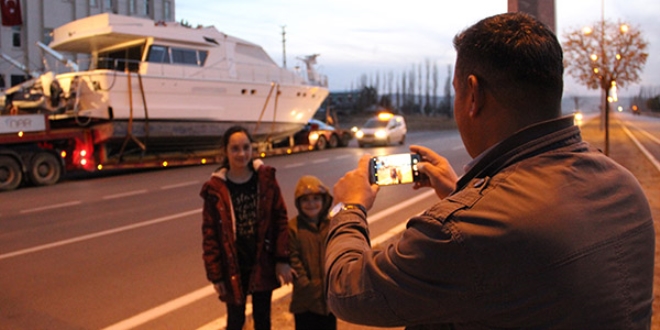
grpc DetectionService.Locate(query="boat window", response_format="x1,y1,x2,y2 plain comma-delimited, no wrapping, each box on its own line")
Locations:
147,45,171,64
171,48,199,65
199,51,208,66
98,45,143,72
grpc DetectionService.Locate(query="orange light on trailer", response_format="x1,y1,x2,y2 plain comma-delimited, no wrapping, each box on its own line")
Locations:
260,152,266,157
17,131,24,137
162,161,168,167
97,164,103,170
60,151,67,158
201,158,207,164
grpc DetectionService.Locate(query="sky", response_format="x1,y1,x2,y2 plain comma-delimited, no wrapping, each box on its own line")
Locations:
176,0,660,97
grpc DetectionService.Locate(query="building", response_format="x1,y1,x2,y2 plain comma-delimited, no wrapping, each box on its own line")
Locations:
508,0,556,32
0,0,175,91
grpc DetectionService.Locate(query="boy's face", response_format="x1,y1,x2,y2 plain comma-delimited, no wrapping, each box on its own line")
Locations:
299,194,324,219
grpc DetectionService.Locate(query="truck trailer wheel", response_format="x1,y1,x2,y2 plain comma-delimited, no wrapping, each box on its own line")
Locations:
28,152,62,186
0,155,23,191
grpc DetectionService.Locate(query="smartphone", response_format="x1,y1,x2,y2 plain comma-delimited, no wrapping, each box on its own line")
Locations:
369,153,421,186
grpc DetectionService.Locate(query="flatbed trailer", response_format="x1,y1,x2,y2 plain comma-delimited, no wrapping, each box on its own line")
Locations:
0,114,322,191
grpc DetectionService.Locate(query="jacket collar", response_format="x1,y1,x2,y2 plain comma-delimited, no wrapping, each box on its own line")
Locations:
455,116,580,193
211,159,264,181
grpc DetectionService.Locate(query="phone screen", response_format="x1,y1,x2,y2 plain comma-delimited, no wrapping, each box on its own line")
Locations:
369,153,421,186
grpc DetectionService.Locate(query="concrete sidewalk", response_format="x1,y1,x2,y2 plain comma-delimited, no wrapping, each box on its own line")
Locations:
263,115,660,330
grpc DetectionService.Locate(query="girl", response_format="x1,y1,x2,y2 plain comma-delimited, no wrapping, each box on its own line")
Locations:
200,126,294,330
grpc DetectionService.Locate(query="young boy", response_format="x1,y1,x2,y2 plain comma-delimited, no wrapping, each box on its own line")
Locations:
288,175,337,330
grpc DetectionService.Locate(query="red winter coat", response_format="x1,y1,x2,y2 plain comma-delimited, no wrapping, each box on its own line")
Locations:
200,159,289,305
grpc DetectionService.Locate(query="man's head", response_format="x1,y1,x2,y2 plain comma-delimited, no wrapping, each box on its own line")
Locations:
452,13,564,157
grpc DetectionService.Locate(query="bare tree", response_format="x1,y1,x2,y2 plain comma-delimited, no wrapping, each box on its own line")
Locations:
432,62,439,111
417,64,423,115
425,59,431,115
563,19,648,155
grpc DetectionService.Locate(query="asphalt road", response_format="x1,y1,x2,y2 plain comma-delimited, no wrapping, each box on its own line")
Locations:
0,129,470,330
3,112,658,330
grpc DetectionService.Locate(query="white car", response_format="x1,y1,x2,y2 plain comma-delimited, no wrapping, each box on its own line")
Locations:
355,113,407,147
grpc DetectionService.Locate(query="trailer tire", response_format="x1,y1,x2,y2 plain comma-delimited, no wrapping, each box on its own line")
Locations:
315,135,327,150
328,134,339,148
0,155,23,191
28,152,62,186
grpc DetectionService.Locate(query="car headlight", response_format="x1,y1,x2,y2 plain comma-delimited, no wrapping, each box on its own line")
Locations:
355,131,364,139
375,130,387,139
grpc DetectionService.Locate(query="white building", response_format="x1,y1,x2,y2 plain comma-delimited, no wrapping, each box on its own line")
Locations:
0,0,175,90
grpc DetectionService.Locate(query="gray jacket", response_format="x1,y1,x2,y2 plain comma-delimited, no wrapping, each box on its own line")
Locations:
325,116,655,329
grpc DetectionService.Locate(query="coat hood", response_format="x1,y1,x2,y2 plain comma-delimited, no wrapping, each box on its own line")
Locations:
294,175,333,218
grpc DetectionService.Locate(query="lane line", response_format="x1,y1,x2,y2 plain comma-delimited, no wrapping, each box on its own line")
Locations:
621,124,660,173
101,286,216,330
0,209,201,261
161,181,200,190
19,200,82,214
101,190,438,330
103,189,148,200
311,158,329,164
284,162,305,168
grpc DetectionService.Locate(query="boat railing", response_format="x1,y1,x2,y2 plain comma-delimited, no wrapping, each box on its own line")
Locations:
48,57,327,87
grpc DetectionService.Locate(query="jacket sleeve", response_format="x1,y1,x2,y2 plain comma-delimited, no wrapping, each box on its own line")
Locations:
201,184,224,283
325,208,475,327
270,171,290,262
288,219,310,288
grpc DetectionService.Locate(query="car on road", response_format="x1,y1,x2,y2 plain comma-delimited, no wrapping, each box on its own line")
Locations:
355,113,407,147
293,119,353,150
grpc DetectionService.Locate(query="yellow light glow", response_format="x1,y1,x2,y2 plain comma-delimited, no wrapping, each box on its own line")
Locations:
615,54,621,60
162,161,168,167
18,131,24,137
378,112,393,120
582,27,593,35
201,158,207,164
593,68,600,74
80,159,87,166
620,24,629,33
97,164,103,170
60,151,67,158
80,150,87,157
590,54,598,61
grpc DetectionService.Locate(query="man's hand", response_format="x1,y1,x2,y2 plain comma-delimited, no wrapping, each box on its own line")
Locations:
333,155,379,210
410,145,458,199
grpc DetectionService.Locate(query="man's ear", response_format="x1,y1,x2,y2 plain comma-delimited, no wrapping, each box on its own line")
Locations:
467,75,484,117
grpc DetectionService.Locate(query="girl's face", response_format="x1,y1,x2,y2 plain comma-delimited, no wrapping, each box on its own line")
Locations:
299,194,324,220
225,132,252,170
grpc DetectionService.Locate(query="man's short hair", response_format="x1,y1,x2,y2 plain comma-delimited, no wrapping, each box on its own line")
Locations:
453,13,564,113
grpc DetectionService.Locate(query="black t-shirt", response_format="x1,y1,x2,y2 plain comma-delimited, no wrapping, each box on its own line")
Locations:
226,172,259,274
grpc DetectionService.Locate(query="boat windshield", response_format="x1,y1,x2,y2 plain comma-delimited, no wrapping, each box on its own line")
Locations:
97,44,143,72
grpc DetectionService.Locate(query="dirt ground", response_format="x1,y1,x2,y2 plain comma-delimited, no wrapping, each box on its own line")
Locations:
263,115,660,330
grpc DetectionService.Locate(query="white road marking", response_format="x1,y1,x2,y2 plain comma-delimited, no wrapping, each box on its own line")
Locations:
311,158,329,163
452,145,465,151
161,181,200,190
19,200,82,214
103,189,148,200
621,124,660,173
0,209,201,261
284,162,305,168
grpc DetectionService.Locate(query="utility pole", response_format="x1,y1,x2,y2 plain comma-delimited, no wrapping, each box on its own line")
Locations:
281,25,287,68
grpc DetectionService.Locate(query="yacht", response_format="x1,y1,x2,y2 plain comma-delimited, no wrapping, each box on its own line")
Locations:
4,13,328,150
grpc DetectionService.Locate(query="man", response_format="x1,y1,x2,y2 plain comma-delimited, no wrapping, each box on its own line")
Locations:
325,12,654,329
